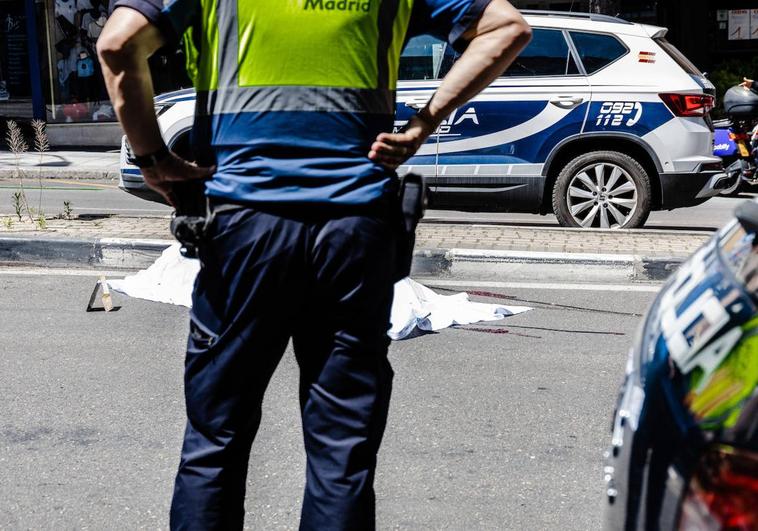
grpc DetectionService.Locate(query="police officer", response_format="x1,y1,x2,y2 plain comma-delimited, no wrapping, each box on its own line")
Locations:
97,0,530,528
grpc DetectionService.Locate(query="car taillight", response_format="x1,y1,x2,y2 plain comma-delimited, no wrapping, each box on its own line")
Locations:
700,161,724,172
678,446,758,531
660,93,715,117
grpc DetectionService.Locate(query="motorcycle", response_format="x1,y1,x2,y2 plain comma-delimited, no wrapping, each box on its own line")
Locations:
714,86,758,195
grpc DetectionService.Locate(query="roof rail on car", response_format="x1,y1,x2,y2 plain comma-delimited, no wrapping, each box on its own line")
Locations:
520,9,633,25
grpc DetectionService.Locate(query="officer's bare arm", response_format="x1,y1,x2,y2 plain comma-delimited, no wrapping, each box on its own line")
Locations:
369,0,531,169
426,0,532,126
97,8,212,205
97,8,165,156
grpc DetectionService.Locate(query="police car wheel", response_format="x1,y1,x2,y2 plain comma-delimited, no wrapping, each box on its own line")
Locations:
552,151,651,229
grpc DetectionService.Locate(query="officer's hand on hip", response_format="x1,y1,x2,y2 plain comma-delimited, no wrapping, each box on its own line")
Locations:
142,152,215,207
369,113,436,170
743,77,755,90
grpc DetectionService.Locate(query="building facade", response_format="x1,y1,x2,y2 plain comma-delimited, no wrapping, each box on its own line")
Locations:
0,0,190,130
512,0,758,73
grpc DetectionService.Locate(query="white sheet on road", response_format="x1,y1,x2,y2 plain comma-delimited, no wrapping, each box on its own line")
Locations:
388,278,531,340
108,244,200,308
108,244,530,340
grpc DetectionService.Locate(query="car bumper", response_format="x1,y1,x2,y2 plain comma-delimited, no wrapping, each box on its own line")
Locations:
120,169,166,203
119,136,167,204
659,164,732,209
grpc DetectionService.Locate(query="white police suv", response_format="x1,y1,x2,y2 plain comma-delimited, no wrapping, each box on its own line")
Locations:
120,10,728,229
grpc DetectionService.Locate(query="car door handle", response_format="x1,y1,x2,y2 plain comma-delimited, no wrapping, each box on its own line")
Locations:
550,96,585,110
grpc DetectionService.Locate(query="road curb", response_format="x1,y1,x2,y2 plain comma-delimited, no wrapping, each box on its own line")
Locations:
419,219,714,238
0,237,684,282
0,237,172,270
410,248,684,283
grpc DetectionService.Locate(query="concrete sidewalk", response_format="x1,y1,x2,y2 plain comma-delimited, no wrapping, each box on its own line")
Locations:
0,215,710,256
0,150,121,180
0,215,711,282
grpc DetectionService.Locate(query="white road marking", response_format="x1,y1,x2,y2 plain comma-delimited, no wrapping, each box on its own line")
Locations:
72,207,170,213
420,279,662,293
0,268,663,293
0,208,169,215
0,267,132,277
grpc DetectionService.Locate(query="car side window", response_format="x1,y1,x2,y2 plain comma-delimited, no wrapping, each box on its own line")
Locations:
502,28,580,77
569,31,628,74
399,36,452,81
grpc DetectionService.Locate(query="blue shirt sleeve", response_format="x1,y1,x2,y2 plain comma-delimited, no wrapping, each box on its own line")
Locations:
113,0,199,44
407,0,491,51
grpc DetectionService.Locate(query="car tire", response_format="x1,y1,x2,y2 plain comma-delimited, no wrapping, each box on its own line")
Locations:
552,151,652,229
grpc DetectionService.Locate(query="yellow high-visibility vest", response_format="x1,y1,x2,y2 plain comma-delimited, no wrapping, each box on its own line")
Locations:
184,0,415,117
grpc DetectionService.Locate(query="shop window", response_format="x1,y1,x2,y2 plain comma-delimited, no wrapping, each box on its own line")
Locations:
0,3,33,117
48,0,109,122
44,0,190,123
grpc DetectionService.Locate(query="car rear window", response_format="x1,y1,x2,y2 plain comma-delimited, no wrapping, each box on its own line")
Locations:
655,37,705,77
503,28,580,77
569,31,628,74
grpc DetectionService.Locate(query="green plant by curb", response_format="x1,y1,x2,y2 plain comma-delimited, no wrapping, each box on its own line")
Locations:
6,119,53,225
31,119,49,216
6,120,32,223
11,191,23,221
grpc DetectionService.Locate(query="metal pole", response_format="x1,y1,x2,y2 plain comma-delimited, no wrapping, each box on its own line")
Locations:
43,0,55,120
24,0,45,120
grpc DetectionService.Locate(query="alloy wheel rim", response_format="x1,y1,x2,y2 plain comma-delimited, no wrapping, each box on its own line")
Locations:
566,163,638,229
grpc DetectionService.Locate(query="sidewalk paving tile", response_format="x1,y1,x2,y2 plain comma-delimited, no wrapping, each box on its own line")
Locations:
0,150,121,180
0,216,713,259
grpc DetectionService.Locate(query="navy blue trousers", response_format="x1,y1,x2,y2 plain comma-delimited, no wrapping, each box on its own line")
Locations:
169,206,397,530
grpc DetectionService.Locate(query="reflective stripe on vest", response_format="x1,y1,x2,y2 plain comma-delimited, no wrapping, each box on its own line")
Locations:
186,0,414,116
198,86,395,116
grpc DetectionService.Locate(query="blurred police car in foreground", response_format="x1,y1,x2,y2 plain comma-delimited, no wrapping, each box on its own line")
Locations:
604,200,758,529
120,9,729,229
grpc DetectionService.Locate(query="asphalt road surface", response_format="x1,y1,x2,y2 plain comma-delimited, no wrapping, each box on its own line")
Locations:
0,179,171,218
0,269,660,529
0,178,752,231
